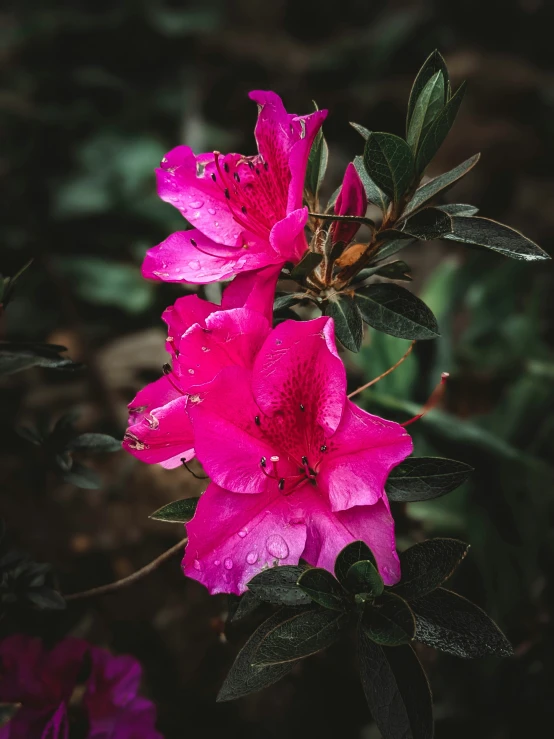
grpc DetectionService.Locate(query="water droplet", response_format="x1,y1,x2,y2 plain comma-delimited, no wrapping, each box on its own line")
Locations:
193,559,201,571
188,199,204,209
188,368,195,375
224,558,233,570
188,260,200,271
214,560,221,566
207,207,216,215
266,535,289,560
238,529,247,538
201,346,209,352
246,551,258,565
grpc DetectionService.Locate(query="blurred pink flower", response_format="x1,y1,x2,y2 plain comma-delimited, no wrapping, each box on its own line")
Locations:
142,91,326,284
183,316,413,595
0,634,161,739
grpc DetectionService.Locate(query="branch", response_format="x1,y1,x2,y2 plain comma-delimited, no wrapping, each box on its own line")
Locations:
348,341,416,399
64,537,188,601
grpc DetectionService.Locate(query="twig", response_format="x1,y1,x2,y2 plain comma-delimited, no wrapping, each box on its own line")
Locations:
348,341,416,399
64,537,188,601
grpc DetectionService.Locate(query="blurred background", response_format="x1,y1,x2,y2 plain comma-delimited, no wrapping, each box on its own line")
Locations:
2,0,554,736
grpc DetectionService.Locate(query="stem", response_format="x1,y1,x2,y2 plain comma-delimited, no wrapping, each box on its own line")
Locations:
64,537,188,601
348,341,416,399
308,212,376,227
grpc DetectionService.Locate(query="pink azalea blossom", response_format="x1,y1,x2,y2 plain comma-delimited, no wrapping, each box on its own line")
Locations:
142,91,327,285
183,316,413,595
0,635,161,739
332,162,368,246
123,268,276,468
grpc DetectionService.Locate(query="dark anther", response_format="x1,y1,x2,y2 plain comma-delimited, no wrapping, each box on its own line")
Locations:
255,168,260,175
260,456,267,467
223,162,229,173
181,458,208,480
248,161,254,170
210,173,216,182
255,415,260,426
234,172,240,183
278,478,285,491
224,188,230,199
241,206,247,214
300,403,305,411
162,363,171,375
301,456,308,465
320,444,327,452
190,238,197,247
264,162,269,171
310,478,317,486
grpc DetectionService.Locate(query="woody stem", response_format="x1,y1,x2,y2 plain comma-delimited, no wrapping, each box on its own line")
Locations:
348,341,416,399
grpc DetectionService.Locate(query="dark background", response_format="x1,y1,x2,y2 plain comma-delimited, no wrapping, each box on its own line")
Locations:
2,0,554,736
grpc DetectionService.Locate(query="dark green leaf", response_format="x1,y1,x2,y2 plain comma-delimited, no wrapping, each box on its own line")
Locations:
149,497,200,523
402,208,452,240
346,560,384,597
247,566,311,607
0,343,81,375
16,426,44,445
350,122,371,139
66,433,122,453
229,590,262,623
403,154,480,217
363,133,415,202
358,632,434,739
410,588,513,658
306,114,329,196
335,541,378,586
26,587,66,610
217,608,298,701
362,592,416,645
371,237,416,263
297,568,348,611
355,283,440,340
1,258,33,308
252,607,347,666
386,456,473,501
443,216,550,261
353,155,390,212
0,703,21,728
436,203,479,216
407,49,449,133
324,295,363,352
393,539,470,600
55,452,73,472
273,293,305,312
415,82,467,174
353,261,412,284
290,252,324,282
407,71,445,153
62,463,101,489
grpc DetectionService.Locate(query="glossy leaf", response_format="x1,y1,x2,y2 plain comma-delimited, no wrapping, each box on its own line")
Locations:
363,133,415,202
297,568,349,611
354,261,412,284
229,590,262,623
402,208,452,240
436,203,479,216
386,456,473,501
358,632,434,739
324,295,363,352
273,293,305,312
290,251,324,282
252,607,347,666
217,608,299,701
346,560,384,597
407,49,449,132
443,216,550,261
247,566,311,607
0,343,81,375
403,154,480,217
354,155,389,212
407,71,445,153
362,592,416,646
371,237,416,263
393,539,470,600
415,82,467,174
350,122,371,139
355,283,440,340
149,497,199,523
335,541,378,586
410,588,513,658
306,112,329,196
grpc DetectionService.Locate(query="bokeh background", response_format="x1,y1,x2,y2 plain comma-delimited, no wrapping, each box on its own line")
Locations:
2,0,554,736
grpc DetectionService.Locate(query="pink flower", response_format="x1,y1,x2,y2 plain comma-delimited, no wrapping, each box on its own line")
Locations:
332,162,368,246
142,91,327,285
0,635,161,739
183,316,413,595
123,268,277,468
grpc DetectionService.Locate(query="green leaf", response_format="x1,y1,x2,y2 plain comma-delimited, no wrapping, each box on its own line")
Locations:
355,284,440,340
297,568,349,611
273,293,305,312
407,49,449,133
306,114,329,196
443,216,550,261
353,261,412,284
149,497,199,523
371,237,416,263
393,539,470,600
402,208,452,240
436,203,479,216
62,463,101,489
217,608,298,701
290,252,324,283
229,591,262,623
0,703,21,728
350,122,371,139
386,457,473,501
0,343,81,375
335,541,378,586
66,434,121,453
363,133,415,203
251,607,347,666
0,258,33,308
403,154,481,217
324,295,363,352
407,71,445,153
362,592,416,646
346,560,384,597
415,82,467,174
353,155,390,212
358,632,434,739
410,588,513,658
247,566,311,607
26,587,66,610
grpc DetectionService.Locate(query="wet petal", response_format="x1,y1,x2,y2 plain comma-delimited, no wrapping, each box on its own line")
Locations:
269,207,309,263
124,396,195,466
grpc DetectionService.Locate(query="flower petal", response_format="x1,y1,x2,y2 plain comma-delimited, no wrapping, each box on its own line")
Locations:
287,108,328,213
269,207,309,263
319,400,413,512
222,264,281,323
162,294,216,353
124,396,195,466
183,482,307,595
127,376,181,424
332,162,368,245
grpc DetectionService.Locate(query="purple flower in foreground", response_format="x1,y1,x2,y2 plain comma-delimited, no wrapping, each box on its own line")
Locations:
142,91,327,285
